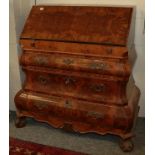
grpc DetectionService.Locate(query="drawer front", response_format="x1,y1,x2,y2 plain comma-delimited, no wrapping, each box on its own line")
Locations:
21,52,130,77
24,69,127,106
20,40,128,59
30,99,105,124
15,91,131,130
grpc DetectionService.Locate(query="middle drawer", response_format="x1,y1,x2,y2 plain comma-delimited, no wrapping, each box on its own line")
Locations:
23,69,127,106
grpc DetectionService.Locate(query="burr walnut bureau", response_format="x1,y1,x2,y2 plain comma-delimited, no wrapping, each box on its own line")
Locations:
14,5,140,152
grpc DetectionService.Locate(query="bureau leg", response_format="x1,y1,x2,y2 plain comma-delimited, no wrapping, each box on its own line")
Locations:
119,138,134,152
15,116,27,128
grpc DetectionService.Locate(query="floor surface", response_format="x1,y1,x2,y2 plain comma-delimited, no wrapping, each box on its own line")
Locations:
9,111,145,155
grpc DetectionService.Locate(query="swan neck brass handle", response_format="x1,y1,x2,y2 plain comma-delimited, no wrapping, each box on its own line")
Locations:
63,58,74,65
89,62,107,70
34,56,48,66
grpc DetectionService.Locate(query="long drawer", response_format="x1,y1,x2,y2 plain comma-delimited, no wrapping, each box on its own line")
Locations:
21,51,130,77
23,68,127,106
15,90,132,131
20,39,128,59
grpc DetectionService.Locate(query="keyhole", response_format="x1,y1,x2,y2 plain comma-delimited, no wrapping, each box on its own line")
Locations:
38,76,47,85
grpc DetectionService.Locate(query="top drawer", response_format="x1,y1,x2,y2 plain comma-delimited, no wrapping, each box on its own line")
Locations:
20,39,128,59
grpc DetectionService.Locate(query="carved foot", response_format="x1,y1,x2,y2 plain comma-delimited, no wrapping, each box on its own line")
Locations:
15,117,26,128
119,139,134,152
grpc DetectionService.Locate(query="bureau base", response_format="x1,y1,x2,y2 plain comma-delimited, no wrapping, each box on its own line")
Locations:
14,84,140,152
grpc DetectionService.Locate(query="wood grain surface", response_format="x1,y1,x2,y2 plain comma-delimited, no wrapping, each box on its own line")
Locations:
15,6,140,152
21,6,132,46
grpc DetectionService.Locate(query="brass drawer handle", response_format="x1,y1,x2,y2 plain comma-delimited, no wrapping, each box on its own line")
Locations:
34,102,48,110
34,56,48,65
64,77,76,85
89,62,107,70
90,84,105,93
38,75,48,85
65,100,72,108
87,111,103,119
63,58,74,65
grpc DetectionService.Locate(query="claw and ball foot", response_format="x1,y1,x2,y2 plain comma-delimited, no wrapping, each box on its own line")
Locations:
15,116,26,128
119,139,134,152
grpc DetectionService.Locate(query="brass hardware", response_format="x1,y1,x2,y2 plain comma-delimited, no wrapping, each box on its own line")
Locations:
87,111,103,119
34,101,48,110
64,77,76,85
34,56,48,65
90,84,105,92
63,58,74,65
65,100,72,108
38,75,48,85
89,62,107,70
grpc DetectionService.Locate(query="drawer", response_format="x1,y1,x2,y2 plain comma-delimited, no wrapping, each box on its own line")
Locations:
20,39,128,59
15,90,131,130
24,69,127,106
21,51,130,77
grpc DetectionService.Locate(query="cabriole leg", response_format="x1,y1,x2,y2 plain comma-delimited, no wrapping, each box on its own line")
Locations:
15,116,27,128
119,138,134,152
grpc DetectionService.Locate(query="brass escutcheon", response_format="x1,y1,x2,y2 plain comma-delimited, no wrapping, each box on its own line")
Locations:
38,75,48,85
31,40,36,47
90,84,105,93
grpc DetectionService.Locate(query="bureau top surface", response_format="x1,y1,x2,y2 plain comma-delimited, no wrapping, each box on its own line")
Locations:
21,6,133,46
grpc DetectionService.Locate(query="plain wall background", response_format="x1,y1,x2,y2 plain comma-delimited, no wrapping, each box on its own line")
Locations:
9,0,145,116
9,0,34,110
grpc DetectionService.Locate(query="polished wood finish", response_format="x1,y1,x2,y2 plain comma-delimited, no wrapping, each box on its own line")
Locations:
21,6,132,46
20,39,128,59
15,6,140,152
23,68,128,106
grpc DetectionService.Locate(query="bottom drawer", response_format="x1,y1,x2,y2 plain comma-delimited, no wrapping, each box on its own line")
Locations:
15,90,133,132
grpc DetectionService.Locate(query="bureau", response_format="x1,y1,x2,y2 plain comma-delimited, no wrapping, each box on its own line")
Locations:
14,6,140,152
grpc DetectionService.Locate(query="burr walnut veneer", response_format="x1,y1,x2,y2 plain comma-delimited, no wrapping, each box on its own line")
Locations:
14,6,140,152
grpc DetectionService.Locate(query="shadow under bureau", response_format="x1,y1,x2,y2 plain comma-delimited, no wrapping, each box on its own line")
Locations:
14,5,140,152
